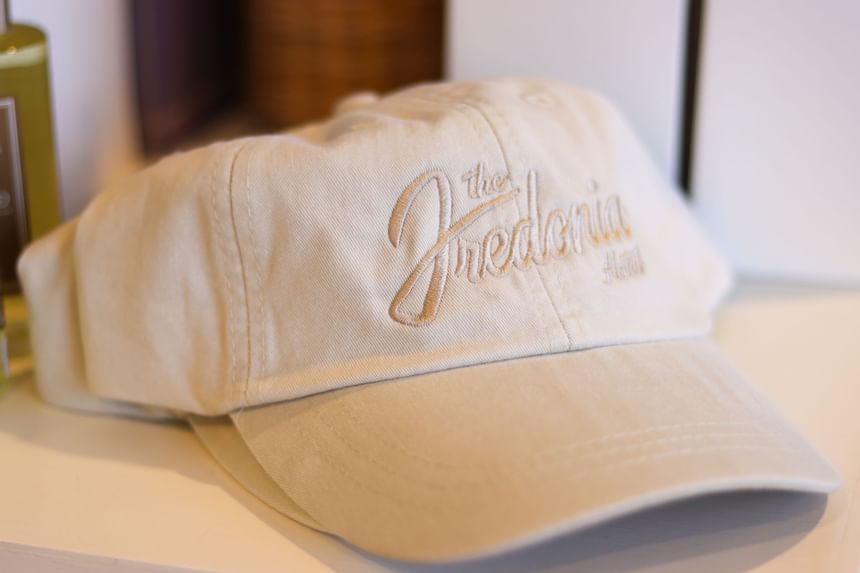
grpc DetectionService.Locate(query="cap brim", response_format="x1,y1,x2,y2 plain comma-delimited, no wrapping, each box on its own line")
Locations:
192,338,839,562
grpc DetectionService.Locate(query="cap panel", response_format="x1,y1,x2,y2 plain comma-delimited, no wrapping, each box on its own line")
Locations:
72,141,250,414
453,80,732,348
17,220,171,418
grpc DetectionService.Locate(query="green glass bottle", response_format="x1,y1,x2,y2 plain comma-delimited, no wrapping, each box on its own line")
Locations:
0,0,60,295
0,1,56,383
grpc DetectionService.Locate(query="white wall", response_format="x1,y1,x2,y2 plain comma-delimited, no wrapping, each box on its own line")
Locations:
447,0,689,181
692,0,860,284
12,0,142,219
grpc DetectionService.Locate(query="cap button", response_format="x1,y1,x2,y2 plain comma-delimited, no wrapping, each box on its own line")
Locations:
334,92,380,115
522,90,556,107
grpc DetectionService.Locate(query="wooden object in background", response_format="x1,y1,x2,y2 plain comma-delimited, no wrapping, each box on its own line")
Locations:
246,0,444,127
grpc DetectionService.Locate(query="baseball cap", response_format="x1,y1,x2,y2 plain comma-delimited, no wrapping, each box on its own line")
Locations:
17,79,839,562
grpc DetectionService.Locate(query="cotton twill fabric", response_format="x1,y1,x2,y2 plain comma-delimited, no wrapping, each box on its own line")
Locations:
193,338,838,562
20,79,734,416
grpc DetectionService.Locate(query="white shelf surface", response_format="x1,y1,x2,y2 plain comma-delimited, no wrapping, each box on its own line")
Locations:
1,284,859,573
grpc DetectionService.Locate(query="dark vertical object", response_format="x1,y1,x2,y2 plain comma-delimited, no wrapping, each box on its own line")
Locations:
246,0,445,128
0,99,25,293
678,0,705,194
131,0,243,155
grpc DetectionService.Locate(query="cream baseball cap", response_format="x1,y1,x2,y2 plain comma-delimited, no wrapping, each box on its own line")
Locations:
18,79,838,562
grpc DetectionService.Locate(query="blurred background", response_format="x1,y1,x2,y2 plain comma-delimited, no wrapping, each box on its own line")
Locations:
6,0,860,285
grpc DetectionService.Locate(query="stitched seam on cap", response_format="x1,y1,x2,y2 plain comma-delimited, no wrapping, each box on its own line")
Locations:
320,421,788,487
281,421,801,506
210,147,236,392
475,95,576,351
456,98,574,351
244,145,267,399
336,398,771,469
226,141,254,402
451,103,557,349
441,98,557,346
545,85,605,334
422,96,556,347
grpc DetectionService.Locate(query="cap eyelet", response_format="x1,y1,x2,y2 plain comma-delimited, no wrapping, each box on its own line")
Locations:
523,91,556,107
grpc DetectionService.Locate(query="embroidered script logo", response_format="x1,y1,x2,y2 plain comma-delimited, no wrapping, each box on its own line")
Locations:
387,164,641,326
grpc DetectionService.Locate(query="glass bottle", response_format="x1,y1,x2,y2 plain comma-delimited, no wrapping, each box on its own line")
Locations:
0,0,61,296
0,0,56,382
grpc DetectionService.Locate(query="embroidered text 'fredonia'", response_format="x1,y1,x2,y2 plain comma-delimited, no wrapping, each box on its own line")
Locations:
388,166,639,326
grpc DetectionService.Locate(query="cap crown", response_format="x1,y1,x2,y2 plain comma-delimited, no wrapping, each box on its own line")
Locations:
29,79,731,415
